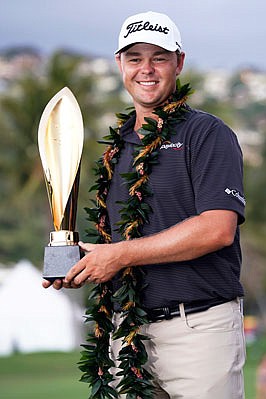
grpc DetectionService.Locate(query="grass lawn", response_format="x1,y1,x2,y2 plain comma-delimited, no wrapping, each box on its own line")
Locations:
244,334,266,399
0,336,265,399
0,351,89,399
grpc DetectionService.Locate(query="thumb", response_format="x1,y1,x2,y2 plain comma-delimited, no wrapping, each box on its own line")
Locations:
78,241,97,253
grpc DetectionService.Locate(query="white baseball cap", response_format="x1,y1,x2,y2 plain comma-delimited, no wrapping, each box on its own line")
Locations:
115,11,182,54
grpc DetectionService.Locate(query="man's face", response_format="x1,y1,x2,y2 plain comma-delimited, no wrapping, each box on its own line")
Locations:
116,43,185,111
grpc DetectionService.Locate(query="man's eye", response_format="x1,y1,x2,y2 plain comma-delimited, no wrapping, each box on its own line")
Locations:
129,58,140,63
154,57,166,62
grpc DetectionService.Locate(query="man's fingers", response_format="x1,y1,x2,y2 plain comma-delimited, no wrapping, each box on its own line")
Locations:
52,279,63,290
74,272,91,285
42,279,52,289
61,280,85,289
64,259,86,283
42,278,63,290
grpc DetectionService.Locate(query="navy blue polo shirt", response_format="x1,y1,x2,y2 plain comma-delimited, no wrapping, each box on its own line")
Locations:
106,107,245,309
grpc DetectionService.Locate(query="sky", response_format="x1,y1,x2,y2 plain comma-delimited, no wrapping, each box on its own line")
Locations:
1,0,266,71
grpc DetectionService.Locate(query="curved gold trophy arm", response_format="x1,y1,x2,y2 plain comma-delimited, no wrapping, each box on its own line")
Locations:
38,87,84,232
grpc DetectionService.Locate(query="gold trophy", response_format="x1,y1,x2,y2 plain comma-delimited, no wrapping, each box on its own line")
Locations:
38,87,84,281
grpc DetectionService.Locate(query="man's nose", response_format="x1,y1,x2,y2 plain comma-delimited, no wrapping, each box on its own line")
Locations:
141,60,155,74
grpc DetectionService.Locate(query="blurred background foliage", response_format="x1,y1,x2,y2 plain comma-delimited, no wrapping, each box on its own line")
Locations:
0,47,266,318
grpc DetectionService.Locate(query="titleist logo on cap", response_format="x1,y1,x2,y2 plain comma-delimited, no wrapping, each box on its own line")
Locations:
115,12,182,54
124,20,170,38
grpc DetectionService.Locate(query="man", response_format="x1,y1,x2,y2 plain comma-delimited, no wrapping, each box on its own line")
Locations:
43,11,246,399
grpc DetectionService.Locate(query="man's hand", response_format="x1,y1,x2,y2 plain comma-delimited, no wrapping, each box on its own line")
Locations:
64,241,124,286
42,241,112,290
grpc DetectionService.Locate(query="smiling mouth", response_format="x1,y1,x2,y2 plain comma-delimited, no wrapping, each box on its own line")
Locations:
138,81,158,86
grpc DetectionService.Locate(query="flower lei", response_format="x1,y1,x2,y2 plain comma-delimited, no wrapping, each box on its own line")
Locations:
79,80,193,399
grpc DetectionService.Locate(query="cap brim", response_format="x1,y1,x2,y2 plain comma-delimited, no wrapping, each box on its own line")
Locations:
115,41,181,55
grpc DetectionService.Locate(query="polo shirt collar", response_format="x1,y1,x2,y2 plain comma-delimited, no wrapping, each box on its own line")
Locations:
120,114,142,145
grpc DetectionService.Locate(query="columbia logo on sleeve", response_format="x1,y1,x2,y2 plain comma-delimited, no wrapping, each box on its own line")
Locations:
225,188,246,205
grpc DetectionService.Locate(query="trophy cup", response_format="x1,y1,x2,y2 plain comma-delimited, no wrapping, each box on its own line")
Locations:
38,87,84,282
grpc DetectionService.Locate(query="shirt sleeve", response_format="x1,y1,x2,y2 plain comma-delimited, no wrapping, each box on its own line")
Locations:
190,115,245,224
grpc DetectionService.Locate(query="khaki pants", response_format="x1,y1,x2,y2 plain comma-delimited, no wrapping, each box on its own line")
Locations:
111,299,246,399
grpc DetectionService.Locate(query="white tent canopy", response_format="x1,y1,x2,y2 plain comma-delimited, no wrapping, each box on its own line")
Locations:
0,260,84,356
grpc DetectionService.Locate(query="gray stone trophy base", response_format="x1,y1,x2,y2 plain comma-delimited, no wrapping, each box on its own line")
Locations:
43,245,83,282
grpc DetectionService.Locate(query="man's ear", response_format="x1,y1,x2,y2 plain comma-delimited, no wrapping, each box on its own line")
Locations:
176,52,185,76
115,54,123,72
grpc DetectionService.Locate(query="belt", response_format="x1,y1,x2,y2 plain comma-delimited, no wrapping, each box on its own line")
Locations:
146,298,234,322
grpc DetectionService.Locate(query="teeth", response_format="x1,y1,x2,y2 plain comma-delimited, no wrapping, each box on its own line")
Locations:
139,81,156,86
